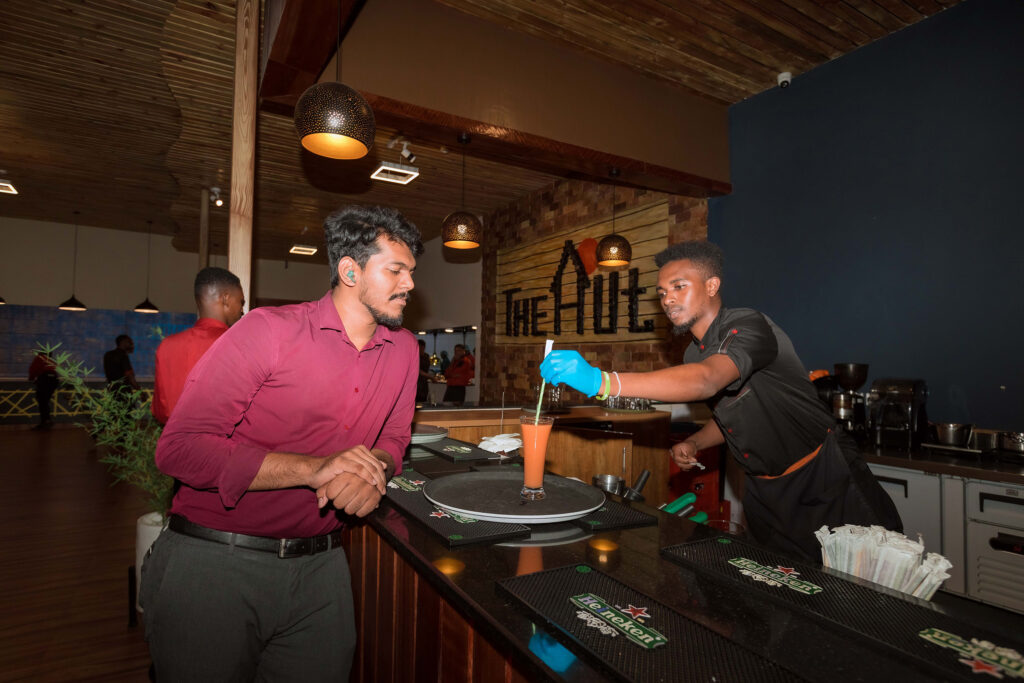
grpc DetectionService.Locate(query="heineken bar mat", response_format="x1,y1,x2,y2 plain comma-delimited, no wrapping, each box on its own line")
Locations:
497,564,802,683
662,538,1024,682
385,471,530,547
417,437,502,462
571,500,657,532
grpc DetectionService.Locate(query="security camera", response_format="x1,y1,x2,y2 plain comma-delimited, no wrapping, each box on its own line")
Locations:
777,72,792,89
400,142,416,164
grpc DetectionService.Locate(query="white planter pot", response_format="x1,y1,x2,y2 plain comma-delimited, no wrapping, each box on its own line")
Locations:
135,511,166,611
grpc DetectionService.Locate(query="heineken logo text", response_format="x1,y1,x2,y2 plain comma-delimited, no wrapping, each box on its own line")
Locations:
570,593,667,649
728,558,823,595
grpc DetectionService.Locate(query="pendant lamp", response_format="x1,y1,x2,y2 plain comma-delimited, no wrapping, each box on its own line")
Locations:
596,184,631,267
134,220,159,313
0,296,6,305
58,212,87,311
293,3,375,159
441,133,482,249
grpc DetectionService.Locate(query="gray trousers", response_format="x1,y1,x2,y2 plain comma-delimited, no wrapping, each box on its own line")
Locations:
140,528,356,682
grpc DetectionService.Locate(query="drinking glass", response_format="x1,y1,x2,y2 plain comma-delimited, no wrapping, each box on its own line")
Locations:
519,412,554,500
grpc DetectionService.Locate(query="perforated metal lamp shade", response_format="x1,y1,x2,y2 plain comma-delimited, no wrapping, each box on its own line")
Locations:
596,234,632,267
441,211,482,249
294,82,375,160
133,297,159,314
58,294,87,312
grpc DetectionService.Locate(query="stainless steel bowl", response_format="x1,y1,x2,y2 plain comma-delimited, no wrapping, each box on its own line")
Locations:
972,431,1000,452
999,432,1024,454
935,423,973,447
592,474,624,495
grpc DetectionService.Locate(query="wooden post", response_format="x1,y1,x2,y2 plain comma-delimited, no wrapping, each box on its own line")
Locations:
228,0,258,309
198,187,210,270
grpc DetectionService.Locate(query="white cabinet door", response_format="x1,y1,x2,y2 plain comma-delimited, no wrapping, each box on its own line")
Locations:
868,463,942,554
941,475,966,594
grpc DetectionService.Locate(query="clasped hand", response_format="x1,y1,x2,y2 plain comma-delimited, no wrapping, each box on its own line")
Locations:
311,445,388,517
539,350,603,397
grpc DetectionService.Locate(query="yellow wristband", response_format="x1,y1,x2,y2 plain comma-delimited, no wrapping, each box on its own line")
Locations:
597,371,611,401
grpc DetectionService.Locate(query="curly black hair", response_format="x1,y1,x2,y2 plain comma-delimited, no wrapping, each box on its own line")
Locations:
324,205,424,288
193,267,241,301
654,241,724,280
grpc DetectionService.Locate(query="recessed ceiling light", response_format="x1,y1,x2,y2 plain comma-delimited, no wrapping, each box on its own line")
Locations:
0,180,18,195
289,244,317,255
444,328,454,333
417,330,427,335
370,161,419,185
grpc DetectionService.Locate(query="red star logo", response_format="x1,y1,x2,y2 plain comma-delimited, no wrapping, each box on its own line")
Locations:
411,480,426,486
959,658,1002,677
623,605,650,620
430,510,450,519
776,566,799,576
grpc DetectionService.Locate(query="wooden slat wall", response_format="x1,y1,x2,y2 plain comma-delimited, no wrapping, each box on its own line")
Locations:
496,201,669,345
344,522,532,683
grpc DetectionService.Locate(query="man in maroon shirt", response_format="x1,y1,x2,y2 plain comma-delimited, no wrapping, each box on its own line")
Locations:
442,343,475,406
150,266,244,424
141,205,423,681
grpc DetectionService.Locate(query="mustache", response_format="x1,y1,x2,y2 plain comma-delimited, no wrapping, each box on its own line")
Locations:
389,293,409,302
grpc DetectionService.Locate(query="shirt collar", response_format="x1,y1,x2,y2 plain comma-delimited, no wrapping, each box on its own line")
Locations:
315,291,395,347
691,307,726,348
195,317,228,331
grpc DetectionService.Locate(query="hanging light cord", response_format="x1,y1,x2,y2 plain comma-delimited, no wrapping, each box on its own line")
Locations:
335,2,341,82
460,149,467,210
145,222,152,298
71,223,79,291
611,185,617,235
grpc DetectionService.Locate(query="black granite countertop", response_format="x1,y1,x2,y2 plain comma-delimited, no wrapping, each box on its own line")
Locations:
863,445,1024,486
366,457,1024,682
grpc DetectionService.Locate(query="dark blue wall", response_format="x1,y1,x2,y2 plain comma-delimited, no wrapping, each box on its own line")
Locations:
0,304,196,379
709,0,1024,430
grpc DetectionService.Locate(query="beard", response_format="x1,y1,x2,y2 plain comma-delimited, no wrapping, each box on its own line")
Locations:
364,291,408,329
671,315,698,336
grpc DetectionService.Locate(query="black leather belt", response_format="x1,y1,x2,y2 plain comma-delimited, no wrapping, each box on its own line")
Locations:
168,515,344,559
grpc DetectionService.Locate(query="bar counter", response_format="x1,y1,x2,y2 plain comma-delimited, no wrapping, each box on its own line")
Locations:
342,455,1024,683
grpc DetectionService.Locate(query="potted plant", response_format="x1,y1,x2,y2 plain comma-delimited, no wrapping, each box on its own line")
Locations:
36,342,173,607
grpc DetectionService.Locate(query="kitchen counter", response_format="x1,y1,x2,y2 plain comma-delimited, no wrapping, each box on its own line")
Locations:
343,456,1024,682
863,446,1024,485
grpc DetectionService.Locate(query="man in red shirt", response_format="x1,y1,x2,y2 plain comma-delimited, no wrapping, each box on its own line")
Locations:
442,343,475,406
150,267,244,424
141,205,422,681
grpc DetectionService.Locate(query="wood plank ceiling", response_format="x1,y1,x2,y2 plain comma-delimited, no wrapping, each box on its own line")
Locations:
0,0,959,264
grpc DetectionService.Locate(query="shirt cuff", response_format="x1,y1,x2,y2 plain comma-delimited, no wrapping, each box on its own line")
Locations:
217,441,270,508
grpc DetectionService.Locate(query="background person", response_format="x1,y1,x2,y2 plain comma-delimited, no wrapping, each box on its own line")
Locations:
442,343,474,406
103,335,139,395
151,267,245,424
140,205,423,681
540,241,901,561
28,351,58,429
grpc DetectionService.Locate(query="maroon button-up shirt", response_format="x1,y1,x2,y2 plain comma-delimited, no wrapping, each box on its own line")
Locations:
156,292,415,537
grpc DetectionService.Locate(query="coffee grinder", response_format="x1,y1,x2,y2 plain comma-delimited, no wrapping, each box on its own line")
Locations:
832,363,869,441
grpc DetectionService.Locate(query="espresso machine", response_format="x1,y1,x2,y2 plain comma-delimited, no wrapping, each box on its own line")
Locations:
868,378,929,450
832,363,869,442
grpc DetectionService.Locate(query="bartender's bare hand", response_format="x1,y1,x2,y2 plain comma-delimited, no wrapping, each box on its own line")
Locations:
316,473,382,516
311,446,387,495
670,441,700,471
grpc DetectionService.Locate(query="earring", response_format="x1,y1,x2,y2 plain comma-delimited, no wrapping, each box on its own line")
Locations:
347,270,355,281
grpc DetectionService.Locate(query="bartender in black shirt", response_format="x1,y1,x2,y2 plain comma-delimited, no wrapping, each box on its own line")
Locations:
540,241,901,560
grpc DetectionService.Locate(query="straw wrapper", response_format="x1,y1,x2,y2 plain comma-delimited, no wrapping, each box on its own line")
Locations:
817,524,951,600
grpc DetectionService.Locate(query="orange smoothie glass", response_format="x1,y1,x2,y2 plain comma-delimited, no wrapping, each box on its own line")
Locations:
519,413,554,500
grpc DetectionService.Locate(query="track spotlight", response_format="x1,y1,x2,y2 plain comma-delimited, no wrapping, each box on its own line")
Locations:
210,187,224,207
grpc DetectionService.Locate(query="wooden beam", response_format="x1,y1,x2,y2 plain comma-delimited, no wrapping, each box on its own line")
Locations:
229,0,259,306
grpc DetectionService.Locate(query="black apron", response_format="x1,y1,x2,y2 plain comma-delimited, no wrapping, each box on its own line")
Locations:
742,430,903,562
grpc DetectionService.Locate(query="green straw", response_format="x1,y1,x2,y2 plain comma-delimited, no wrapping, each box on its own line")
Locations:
535,340,554,425
534,379,546,425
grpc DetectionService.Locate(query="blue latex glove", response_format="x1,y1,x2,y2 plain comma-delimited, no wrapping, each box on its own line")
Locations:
539,350,603,397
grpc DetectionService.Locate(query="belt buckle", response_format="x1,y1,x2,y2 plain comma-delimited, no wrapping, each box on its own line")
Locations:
278,538,289,559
